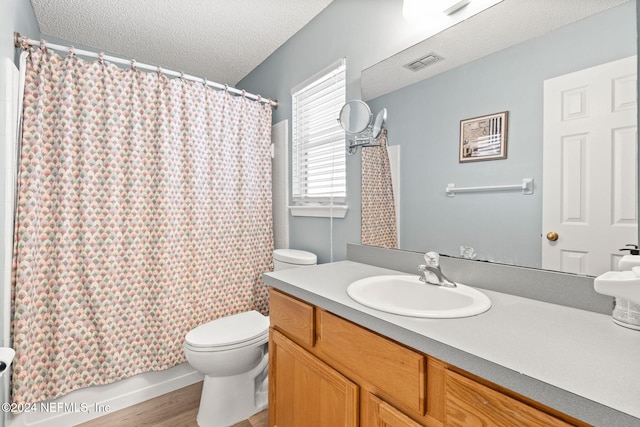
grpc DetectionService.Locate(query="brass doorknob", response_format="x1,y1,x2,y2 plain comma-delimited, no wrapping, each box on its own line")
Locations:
546,231,559,241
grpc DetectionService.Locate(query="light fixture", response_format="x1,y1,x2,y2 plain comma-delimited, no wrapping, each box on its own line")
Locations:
442,0,472,15
402,0,503,27
402,0,469,24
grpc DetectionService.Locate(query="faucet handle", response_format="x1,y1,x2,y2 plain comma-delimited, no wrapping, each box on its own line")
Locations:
424,251,440,267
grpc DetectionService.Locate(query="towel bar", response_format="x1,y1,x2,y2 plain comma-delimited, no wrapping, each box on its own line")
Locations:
446,178,534,196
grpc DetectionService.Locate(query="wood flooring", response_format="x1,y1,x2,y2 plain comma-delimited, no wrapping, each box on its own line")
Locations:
75,381,268,427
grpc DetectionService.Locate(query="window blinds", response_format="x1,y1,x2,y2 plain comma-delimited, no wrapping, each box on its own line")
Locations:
292,60,346,204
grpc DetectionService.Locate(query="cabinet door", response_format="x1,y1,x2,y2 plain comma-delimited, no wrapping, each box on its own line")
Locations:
445,370,575,427
368,393,424,427
317,310,426,414
270,329,359,427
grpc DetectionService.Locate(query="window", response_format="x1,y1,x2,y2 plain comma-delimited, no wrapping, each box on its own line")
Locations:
291,59,346,214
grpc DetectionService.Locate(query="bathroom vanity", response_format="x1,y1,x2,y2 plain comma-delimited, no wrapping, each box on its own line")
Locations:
269,288,584,426
263,247,640,427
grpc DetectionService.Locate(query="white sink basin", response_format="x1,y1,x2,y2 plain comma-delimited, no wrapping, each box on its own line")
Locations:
347,275,491,318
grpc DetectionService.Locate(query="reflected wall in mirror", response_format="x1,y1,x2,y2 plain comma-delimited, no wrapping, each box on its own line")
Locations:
364,1,637,275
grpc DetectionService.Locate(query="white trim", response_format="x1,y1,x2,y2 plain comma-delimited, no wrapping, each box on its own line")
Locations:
387,144,401,248
291,58,346,95
272,120,290,249
289,205,348,218
6,364,202,427
1,55,24,427
291,59,347,204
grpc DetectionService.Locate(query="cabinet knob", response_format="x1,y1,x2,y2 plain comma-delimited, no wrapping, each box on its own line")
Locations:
546,231,559,241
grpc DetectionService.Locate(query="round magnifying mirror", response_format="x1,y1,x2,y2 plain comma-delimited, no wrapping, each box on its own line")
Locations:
339,100,372,134
372,108,387,139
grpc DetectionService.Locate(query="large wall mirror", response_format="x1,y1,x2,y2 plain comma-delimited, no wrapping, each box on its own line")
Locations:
362,0,637,276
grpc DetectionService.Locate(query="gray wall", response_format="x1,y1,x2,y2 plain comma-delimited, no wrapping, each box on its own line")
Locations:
239,0,636,266
0,0,39,64
367,2,636,268
1,0,40,330
238,0,456,263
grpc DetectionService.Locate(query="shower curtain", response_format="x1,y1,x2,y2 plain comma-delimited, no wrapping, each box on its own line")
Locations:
361,130,398,249
11,45,273,405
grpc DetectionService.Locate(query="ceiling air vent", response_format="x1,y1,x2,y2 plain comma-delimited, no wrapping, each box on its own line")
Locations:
404,53,444,72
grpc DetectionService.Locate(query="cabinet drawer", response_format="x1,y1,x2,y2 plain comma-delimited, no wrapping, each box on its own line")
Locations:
317,310,426,414
368,393,424,427
445,370,576,427
269,289,315,348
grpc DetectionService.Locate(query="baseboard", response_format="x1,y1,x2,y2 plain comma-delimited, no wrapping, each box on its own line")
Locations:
6,363,203,427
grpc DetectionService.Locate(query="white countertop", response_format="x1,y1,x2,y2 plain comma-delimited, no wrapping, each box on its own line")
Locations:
263,260,640,427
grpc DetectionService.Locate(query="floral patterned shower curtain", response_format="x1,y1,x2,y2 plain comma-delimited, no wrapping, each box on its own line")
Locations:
361,130,398,249
11,45,273,404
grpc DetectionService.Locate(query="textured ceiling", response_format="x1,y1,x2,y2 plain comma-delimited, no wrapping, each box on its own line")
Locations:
362,0,632,100
29,0,334,86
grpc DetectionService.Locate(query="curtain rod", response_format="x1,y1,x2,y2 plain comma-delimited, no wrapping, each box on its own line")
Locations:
13,32,278,109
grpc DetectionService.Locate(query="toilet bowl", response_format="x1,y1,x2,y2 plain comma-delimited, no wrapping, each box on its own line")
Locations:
184,248,316,426
185,310,270,427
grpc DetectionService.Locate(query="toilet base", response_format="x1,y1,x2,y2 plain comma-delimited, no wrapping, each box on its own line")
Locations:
196,352,269,427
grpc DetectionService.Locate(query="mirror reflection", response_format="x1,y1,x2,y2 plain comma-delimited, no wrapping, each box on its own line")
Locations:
372,108,388,139
362,1,637,276
340,100,388,155
339,100,371,134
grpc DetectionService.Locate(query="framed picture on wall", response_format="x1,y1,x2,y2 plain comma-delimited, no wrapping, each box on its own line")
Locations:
459,111,508,162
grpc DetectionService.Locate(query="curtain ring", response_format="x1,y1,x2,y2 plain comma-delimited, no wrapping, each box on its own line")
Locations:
130,59,137,70
224,84,229,93
241,90,246,98
98,52,105,64
39,39,47,52
257,94,263,104
180,71,185,81
20,36,29,50
157,66,163,76
202,77,207,86
67,46,75,57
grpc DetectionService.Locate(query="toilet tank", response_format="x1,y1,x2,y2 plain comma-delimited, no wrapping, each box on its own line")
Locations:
273,249,317,271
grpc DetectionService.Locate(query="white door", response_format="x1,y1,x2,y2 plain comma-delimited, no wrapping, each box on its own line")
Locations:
542,56,637,275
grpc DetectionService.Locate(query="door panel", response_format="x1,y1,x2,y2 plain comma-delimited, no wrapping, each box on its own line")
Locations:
542,56,637,275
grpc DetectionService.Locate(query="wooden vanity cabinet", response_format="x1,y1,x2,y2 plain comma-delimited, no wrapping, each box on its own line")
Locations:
269,289,315,348
367,393,424,427
315,309,426,415
268,289,590,427
270,329,358,426
444,370,575,427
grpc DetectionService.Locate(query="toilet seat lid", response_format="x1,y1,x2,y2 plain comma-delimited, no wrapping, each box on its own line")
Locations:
185,310,270,348
273,249,317,265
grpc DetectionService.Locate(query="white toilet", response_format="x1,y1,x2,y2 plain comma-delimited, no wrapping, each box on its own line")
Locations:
273,248,318,270
184,248,317,427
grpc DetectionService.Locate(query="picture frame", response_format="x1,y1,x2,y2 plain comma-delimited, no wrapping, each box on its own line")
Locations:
459,111,508,162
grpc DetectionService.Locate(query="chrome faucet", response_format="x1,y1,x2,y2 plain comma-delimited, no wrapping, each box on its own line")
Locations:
418,252,457,288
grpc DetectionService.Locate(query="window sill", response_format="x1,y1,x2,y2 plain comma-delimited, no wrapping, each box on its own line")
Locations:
289,205,348,218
